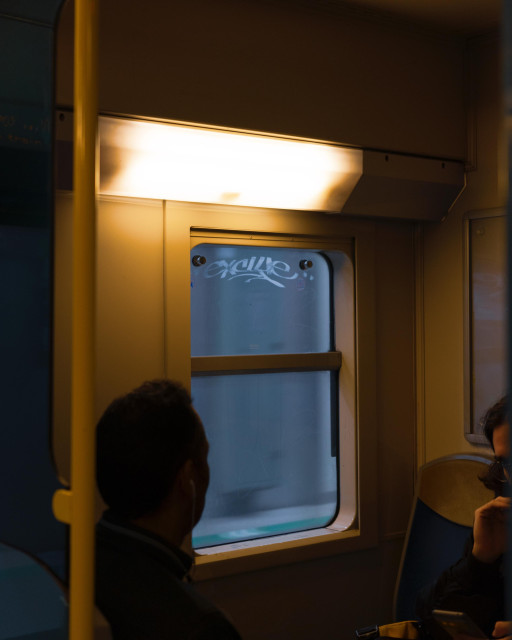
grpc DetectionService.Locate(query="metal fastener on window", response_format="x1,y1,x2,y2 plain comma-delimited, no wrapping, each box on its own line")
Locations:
192,255,207,267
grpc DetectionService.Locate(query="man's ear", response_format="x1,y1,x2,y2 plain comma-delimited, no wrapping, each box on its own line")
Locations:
176,458,195,497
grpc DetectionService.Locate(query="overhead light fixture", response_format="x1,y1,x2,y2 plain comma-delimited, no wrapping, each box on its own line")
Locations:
99,117,362,212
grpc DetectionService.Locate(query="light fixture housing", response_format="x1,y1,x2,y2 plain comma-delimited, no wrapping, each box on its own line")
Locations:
99,116,363,212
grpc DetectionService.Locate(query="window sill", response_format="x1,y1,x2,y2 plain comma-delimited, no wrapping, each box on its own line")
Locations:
192,523,377,580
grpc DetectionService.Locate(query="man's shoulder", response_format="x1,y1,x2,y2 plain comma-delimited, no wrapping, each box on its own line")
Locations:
95,529,209,615
98,575,241,640
95,525,241,639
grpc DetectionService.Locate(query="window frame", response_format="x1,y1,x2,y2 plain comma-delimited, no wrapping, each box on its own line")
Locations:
164,201,379,579
463,208,507,444
190,240,341,548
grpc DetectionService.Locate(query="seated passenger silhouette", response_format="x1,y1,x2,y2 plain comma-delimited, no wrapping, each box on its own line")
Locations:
95,379,242,640
416,396,509,640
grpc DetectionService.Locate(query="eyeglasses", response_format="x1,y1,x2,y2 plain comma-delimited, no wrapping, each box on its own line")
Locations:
482,457,512,495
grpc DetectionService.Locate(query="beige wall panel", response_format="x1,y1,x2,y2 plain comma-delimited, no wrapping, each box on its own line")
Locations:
421,33,504,462
422,210,468,461
196,537,403,640
465,33,507,208
52,195,165,483
56,0,465,159
95,198,166,418
375,221,415,535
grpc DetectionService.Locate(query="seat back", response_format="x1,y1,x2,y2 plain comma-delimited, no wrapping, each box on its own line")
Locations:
0,541,68,640
393,454,493,622
0,540,112,640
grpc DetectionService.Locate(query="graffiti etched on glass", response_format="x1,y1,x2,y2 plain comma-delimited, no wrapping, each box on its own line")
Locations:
204,256,307,288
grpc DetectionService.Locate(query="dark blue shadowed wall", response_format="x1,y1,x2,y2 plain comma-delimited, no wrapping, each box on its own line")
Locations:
0,0,67,579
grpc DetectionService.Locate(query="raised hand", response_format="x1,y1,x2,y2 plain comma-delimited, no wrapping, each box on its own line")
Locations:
472,497,510,564
492,621,512,640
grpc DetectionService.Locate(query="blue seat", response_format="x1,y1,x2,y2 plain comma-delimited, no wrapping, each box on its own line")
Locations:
0,541,68,640
393,454,494,622
0,540,112,640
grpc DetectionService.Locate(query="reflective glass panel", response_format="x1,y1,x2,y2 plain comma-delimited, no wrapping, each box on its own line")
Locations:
191,244,332,356
192,372,338,548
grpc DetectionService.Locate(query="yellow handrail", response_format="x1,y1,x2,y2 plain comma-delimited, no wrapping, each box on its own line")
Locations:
70,0,99,636
53,1,98,639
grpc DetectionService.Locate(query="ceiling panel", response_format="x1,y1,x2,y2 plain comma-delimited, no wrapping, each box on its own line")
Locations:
347,0,501,33
289,0,501,35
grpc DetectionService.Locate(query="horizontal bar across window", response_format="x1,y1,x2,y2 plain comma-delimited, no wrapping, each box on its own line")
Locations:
191,352,342,376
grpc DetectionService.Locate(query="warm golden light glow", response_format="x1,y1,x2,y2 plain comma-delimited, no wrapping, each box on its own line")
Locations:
99,117,362,212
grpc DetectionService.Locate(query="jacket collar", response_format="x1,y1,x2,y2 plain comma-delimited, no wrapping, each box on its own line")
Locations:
97,510,193,580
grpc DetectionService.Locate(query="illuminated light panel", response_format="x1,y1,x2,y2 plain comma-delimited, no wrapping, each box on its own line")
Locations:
99,117,362,212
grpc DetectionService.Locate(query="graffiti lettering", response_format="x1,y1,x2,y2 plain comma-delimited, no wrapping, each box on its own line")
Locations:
204,257,300,288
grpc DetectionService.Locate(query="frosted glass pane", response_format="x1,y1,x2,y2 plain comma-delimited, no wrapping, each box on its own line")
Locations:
192,372,338,547
191,244,332,356
470,216,507,431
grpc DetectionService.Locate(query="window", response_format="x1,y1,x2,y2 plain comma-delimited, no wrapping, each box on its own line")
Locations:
465,211,507,443
190,243,341,548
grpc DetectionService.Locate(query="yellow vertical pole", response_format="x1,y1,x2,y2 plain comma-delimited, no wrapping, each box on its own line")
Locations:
70,0,98,638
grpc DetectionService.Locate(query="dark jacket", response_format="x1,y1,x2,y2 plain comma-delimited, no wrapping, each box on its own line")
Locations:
95,511,242,640
415,534,505,640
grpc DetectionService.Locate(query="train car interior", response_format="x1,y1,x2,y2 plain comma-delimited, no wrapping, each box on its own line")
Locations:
0,0,509,638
